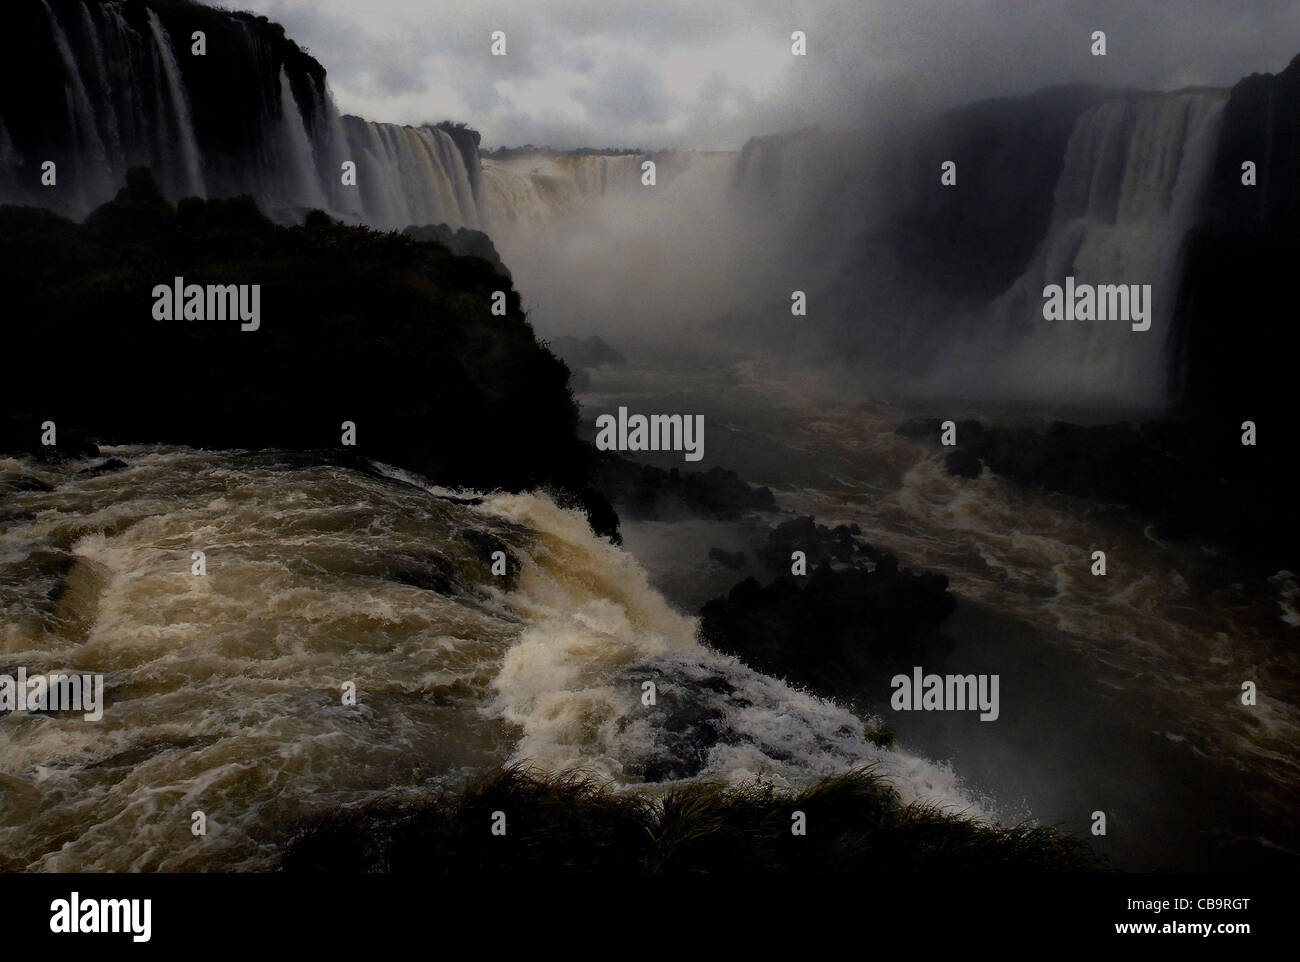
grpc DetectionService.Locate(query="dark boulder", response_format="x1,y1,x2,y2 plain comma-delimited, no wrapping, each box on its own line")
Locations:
591,452,776,522
755,516,878,573
944,448,983,479
702,508,959,709
5,476,53,492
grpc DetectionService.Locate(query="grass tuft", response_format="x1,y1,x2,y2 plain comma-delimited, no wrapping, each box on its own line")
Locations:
281,764,1099,873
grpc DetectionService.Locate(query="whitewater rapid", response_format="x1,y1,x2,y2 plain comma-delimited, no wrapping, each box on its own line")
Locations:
0,445,985,871
578,353,1300,868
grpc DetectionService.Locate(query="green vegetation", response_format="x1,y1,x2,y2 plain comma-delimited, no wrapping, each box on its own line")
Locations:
863,722,898,749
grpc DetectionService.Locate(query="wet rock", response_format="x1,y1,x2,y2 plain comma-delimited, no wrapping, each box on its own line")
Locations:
383,554,461,594
459,527,521,588
591,452,777,522
895,417,943,440
639,693,727,783
699,558,956,704
78,458,128,477
944,448,983,478
5,476,53,492
755,516,878,573
552,485,622,544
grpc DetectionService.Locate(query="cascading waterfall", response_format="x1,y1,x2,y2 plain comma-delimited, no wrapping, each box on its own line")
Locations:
99,1,151,182
1,4,725,235
11,1,689,235
478,154,656,234
275,65,326,212
479,152,737,231
145,9,204,199
479,161,585,232
75,1,122,163
338,117,483,230
947,91,1227,408
40,0,114,212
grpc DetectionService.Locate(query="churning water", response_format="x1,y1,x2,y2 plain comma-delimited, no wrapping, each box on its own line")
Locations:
0,444,983,871
580,355,1300,870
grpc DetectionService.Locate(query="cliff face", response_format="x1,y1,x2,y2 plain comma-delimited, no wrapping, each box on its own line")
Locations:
880,84,1115,303
0,169,601,506
1173,53,1300,420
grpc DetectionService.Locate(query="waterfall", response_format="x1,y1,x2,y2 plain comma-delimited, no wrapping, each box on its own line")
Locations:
100,1,150,171
968,90,1227,408
274,65,327,213
430,126,478,227
480,159,588,233
0,443,987,870
314,84,351,211
713,99,1230,411
76,1,122,164
479,152,735,235
145,9,204,199
359,122,475,229
40,0,113,215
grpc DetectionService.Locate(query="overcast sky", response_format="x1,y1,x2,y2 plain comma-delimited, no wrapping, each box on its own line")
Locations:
212,0,1300,150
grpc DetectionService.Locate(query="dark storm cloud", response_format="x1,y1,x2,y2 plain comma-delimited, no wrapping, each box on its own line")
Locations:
211,0,1300,148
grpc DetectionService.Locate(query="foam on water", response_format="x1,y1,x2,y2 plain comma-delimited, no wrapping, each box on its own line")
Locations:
0,445,988,871
478,491,986,808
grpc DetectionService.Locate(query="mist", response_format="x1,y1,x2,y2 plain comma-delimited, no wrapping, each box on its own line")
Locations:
484,139,867,351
